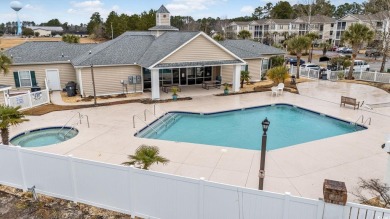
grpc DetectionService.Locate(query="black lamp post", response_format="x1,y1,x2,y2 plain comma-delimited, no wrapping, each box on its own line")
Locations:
259,117,270,190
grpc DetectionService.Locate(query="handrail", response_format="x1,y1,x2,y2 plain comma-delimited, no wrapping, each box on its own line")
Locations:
58,113,78,134
58,112,90,134
132,114,158,135
355,115,364,124
363,117,372,126
153,104,177,122
63,121,79,139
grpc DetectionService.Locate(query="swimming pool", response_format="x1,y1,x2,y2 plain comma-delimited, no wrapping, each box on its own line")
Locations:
136,104,366,151
10,127,79,147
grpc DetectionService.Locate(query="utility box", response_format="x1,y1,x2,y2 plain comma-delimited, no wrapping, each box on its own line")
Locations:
323,179,347,206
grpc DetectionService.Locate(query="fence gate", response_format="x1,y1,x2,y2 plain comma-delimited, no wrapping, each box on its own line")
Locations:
6,79,50,110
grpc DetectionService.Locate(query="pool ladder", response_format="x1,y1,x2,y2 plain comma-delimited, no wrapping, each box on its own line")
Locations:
58,112,90,139
354,115,371,130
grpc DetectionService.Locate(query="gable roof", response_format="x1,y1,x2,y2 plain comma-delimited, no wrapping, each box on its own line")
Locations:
295,15,336,23
219,40,285,58
30,26,63,32
157,5,170,13
138,31,200,68
267,19,293,25
73,32,155,67
5,41,96,65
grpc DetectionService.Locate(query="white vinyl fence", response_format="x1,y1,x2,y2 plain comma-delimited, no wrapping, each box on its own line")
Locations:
6,79,50,110
289,66,390,84
0,144,389,219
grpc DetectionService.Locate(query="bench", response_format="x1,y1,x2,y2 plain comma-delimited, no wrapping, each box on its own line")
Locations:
162,85,181,93
340,96,360,110
202,81,221,90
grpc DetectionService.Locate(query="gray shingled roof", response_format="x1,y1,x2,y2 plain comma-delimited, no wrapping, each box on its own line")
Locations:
297,15,336,23
219,40,285,59
30,26,63,32
72,32,155,67
5,41,96,64
157,5,170,13
155,60,243,68
138,31,200,68
148,25,179,31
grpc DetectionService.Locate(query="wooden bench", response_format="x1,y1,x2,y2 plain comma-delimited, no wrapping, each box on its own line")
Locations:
340,96,360,110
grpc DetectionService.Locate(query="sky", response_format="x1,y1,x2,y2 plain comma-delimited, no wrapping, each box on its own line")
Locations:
0,0,366,25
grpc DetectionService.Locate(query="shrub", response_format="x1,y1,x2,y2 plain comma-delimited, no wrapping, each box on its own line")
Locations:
267,66,289,84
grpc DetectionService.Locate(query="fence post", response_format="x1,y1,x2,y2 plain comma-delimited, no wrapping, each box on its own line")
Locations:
282,192,291,219
16,146,28,191
27,91,33,108
198,177,205,219
45,79,51,104
128,166,136,218
374,71,378,82
68,155,78,203
316,198,325,219
359,69,363,80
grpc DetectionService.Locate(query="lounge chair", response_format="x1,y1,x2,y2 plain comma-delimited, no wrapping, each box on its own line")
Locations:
271,86,278,96
277,83,285,95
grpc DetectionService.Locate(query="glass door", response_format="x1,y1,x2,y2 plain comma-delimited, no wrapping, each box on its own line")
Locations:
180,68,187,85
172,69,180,84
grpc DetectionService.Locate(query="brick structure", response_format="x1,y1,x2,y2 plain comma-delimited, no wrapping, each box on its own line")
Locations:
323,179,348,205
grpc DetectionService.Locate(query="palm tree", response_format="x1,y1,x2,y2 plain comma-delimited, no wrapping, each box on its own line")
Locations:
320,42,331,56
305,32,319,63
342,23,374,79
62,34,80,44
237,30,252,39
0,52,12,75
287,36,312,79
0,105,29,145
122,145,169,170
267,66,289,84
240,70,251,88
213,34,224,41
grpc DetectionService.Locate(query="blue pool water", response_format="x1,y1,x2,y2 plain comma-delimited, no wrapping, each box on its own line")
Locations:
137,104,366,151
10,127,79,147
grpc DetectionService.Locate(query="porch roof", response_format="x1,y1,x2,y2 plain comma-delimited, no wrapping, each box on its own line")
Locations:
153,60,243,68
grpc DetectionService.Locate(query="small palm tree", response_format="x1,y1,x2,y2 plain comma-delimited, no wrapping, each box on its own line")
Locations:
213,34,224,41
62,34,80,44
0,52,12,75
238,30,251,39
0,105,29,145
122,145,169,170
267,66,289,84
342,23,374,79
240,70,251,88
320,42,331,56
287,36,312,79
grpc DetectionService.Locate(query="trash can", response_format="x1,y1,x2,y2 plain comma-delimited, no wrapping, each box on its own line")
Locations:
65,81,77,97
31,86,41,92
322,73,328,80
387,68,390,73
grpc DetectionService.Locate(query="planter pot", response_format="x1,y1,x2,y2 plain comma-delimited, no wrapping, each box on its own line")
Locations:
172,94,178,101
224,89,229,95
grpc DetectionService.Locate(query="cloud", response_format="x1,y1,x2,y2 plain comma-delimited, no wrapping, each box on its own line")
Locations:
166,0,227,16
240,6,254,14
67,1,124,19
71,0,104,8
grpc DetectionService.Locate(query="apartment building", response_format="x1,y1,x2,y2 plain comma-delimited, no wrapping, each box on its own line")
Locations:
292,15,336,43
225,21,250,39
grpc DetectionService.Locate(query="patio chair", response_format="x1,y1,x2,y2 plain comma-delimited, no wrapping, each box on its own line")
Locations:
277,83,285,95
271,86,278,97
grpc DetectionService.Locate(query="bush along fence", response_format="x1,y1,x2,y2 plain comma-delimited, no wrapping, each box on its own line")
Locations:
0,144,389,219
289,65,390,84
5,79,50,110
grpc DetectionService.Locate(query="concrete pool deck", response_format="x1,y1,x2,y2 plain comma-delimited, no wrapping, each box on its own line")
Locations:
10,80,390,201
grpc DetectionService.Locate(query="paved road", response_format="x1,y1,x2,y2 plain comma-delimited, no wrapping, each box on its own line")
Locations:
310,50,390,72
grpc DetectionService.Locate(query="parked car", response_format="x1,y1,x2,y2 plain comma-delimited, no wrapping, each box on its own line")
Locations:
347,60,370,71
301,64,321,71
336,47,345,52
342,48,353,54
329,46,338,51
365,49,381,57
287,58,306,66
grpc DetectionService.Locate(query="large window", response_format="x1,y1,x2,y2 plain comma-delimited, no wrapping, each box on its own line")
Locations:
159,69,172,85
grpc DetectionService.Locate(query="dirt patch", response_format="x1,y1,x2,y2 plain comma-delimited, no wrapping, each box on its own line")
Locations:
0,185,135,219
23,97,192,116
60,92,142,103
0,37,106,50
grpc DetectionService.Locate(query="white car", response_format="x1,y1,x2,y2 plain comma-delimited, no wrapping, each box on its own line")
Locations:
347,60,370,71
301,64,321,71
336,47,345,52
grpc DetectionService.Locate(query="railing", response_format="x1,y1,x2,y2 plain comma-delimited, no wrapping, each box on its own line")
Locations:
326,69,390,84
58,112,90,135
6,79,50,110
132,114,158,135
289,66,320,80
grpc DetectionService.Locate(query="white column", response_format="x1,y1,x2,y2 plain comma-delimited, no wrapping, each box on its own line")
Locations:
151,69,160,100
232,64,241,92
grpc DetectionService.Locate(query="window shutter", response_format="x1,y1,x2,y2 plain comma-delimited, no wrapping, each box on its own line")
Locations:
245,65,248,72
30,71,37,86
13,72,20,88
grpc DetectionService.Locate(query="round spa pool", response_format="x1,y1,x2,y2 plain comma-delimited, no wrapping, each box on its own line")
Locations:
10,127,79,147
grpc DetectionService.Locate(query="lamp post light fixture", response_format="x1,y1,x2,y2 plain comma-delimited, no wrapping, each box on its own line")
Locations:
259,117,270,190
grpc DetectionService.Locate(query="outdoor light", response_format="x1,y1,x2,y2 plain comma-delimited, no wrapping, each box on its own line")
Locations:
262,117,270,133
